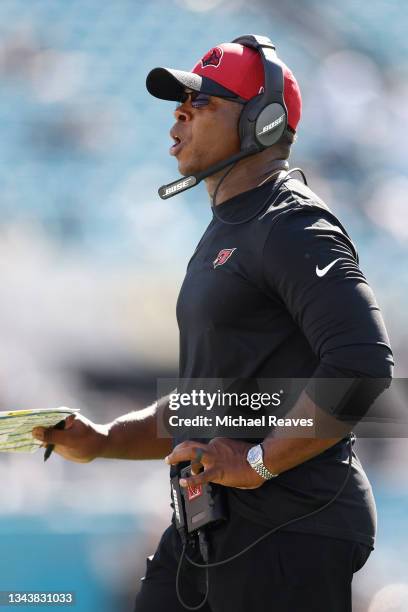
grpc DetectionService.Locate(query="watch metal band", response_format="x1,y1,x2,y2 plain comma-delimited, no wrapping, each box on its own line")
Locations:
252,461,278,480
247,443,278,480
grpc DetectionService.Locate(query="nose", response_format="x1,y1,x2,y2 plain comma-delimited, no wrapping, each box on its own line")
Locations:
173,102,192,122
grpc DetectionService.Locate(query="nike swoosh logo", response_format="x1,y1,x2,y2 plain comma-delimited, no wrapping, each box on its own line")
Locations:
315,258,342,278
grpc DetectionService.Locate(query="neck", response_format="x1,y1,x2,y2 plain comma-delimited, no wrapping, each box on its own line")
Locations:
205,150,289,206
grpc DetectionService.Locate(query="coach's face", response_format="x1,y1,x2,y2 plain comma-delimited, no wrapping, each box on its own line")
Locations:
169,92,242,176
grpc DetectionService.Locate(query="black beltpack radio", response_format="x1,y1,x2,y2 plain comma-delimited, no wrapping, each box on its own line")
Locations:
171,465,228,534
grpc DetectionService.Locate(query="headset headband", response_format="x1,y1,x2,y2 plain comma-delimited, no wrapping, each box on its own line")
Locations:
232,35,286,114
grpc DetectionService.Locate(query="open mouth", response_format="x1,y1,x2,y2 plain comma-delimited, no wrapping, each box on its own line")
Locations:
170,135,183,156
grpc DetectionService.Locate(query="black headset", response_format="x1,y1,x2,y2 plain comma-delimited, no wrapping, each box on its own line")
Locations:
233,34,288,154
158,33,289,200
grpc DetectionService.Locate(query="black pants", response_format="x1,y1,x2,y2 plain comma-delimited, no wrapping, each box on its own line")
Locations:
134,512,372,612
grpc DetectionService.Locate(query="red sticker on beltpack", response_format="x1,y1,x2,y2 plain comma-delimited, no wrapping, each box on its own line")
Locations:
187,483,203,501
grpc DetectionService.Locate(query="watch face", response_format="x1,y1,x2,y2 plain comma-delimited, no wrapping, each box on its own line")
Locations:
247,445,262,465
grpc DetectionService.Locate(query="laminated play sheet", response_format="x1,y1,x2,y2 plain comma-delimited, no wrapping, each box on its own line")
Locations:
0,408,79,453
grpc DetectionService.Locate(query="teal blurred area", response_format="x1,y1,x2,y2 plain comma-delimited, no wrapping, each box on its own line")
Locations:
0,0,406,610
0,489,406,611
0,513,145,611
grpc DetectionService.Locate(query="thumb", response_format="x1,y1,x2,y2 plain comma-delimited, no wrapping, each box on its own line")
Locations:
63,414,76,429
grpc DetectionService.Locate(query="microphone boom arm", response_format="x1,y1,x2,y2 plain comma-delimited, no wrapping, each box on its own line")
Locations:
158,147,259,200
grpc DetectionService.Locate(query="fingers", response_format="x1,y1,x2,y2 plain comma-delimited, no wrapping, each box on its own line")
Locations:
164,441,218,486
165,441,208,466
179,467,218,489
32,424,68,445
190,459,203,476
190,446,205,475
32,413,80,445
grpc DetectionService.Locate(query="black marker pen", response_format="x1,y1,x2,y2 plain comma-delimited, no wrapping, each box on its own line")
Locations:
44,419,66,462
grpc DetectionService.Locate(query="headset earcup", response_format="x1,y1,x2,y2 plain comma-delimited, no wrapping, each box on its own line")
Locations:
255,103,287,147
239,100,287,152
238,97,262,153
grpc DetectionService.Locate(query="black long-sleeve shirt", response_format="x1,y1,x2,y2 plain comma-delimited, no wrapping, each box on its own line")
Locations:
175,175,394,547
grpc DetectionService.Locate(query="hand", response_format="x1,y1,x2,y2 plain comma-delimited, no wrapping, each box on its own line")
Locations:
165,437,265,490
32,413,109,463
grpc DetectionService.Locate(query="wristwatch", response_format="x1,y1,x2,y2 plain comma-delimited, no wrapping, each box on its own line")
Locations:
246,443,279,480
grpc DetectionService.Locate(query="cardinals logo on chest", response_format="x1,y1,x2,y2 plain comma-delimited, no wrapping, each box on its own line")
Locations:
213,248,236,268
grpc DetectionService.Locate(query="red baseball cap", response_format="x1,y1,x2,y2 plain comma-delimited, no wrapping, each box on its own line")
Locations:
146,41,302,132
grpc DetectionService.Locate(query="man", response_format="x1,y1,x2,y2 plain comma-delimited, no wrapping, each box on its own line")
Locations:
32,37,393,612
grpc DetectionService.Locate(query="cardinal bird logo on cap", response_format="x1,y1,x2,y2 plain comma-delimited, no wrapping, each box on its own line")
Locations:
213,248,236,268
201,47,223,68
